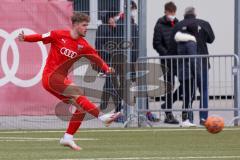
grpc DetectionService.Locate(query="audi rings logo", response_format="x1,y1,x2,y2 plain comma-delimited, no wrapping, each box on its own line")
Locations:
60,47,77,59
0,28,48,87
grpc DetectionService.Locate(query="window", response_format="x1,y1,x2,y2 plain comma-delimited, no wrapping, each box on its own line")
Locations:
73,0,90,15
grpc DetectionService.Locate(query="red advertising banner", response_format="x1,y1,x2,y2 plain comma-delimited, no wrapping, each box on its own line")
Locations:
0,0,73,115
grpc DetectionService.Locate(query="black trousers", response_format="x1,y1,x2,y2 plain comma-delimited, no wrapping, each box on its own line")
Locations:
179,78,195,122
161,59,176,117
100,75,122,111
100,54,125,112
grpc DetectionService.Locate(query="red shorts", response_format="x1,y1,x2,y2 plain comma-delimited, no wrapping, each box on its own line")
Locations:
42,73,73,102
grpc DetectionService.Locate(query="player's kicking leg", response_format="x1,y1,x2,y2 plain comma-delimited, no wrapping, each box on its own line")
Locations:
63,84,123,126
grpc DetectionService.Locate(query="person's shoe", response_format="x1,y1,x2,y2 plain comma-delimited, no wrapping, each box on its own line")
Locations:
146,112,160,122
99,112,122,127
180,119,197,128
199,119,206,126
60,138,82,151
164,114,179,124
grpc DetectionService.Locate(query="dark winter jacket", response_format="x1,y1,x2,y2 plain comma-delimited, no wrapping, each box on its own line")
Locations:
153,16,179,56
169,15,215,73
169,15,215,56
95,23,117,64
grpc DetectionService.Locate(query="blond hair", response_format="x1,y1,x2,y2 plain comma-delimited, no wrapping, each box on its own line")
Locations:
71,12,90,25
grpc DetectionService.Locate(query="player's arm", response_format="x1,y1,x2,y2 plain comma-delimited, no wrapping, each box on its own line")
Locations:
18,31,55,44
83,45,114,74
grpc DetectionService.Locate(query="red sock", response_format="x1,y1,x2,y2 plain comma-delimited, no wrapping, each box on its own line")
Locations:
66,109,85,135
76,96,100,118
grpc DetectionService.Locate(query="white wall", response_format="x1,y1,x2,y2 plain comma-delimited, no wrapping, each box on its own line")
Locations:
147,0,235,56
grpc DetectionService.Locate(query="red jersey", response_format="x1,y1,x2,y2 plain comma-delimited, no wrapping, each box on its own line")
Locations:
24,30,109,76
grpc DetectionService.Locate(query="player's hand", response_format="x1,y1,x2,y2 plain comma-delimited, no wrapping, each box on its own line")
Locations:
106,67,115,74
18,31,25,42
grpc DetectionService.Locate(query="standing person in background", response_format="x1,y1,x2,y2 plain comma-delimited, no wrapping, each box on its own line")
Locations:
153,1,179,124
170,7,215,126
113,0,140,111
174,27,198,127
183,7,215,125
115,0,159,122
116,0,139,84
95,10,122,117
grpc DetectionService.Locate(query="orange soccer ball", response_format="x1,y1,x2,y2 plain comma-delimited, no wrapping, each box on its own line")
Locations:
205,116,224,134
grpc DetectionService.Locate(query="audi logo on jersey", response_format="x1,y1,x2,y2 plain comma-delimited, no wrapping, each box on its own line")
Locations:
60,47,77,58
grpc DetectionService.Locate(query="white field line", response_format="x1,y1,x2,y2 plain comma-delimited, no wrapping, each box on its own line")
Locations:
0,128,240,134
0,137,98,141
40,156,240,160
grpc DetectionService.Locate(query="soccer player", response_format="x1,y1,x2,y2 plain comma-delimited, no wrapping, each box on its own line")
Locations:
18,12,121,151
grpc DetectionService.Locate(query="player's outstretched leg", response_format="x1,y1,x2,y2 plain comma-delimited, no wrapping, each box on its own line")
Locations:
75,96,122,127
